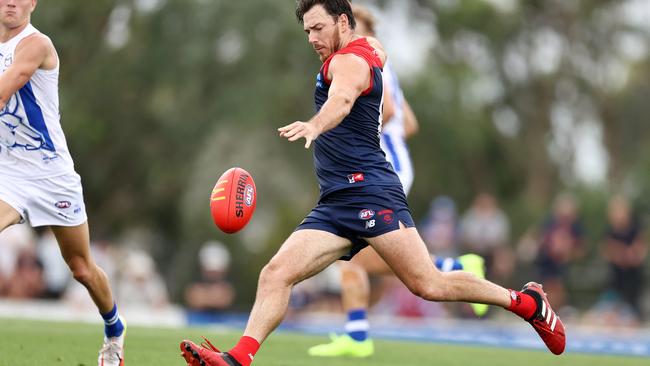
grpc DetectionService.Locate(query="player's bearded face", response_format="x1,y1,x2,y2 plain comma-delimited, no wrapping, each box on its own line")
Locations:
303,5,344,62
0,0,35,28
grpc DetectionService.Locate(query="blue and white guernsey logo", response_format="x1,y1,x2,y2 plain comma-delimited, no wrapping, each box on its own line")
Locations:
0,83,57,158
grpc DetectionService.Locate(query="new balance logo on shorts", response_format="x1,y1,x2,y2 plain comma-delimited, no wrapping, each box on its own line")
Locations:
359,208,394,230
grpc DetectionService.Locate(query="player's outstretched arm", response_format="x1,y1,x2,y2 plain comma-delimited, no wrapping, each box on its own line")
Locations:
0,35,51,110
278,53,370,148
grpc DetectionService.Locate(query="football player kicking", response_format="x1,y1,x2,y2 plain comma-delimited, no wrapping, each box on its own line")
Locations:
179,1,565,365
307,4,486,358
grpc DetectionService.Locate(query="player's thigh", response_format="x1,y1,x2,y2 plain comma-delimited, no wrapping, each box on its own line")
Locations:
0,199,21,231
50,221,92,263
364,225,441,292
350,245,392,275
265,229,351,285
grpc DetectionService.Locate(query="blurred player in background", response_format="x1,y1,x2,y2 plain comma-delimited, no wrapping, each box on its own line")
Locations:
307,4,486,358
180,2,565,365
0,1,125,365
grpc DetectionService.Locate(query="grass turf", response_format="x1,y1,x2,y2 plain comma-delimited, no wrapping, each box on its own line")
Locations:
0,318,646,366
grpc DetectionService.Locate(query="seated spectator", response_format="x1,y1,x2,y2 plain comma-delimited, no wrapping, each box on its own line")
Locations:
0,223,36,291
289,264,343,315
185,241,235,311
535,193,585,310
4,247,46,299
421,196,460,257
460,193,514,282
601,195,647,321
116,248,169,309
36,228,72,298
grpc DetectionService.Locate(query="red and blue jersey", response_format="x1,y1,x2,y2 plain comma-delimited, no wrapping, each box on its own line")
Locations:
313,38,403,198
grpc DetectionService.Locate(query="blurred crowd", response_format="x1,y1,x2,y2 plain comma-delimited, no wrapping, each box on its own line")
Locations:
0,225,236,316
1,192,647,327
291,192,649,327
0,225,170,310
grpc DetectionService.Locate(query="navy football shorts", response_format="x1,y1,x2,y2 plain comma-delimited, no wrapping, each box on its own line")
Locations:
296,184,415,260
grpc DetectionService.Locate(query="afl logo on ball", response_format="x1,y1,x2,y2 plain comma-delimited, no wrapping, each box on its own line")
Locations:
244,184,254,207
358,209,375,220
55,201,72,209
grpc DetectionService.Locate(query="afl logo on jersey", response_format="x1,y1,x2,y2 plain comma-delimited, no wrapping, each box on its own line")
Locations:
55,201,72,209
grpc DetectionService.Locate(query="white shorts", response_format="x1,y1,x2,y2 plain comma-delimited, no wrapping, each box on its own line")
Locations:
0,172,88,227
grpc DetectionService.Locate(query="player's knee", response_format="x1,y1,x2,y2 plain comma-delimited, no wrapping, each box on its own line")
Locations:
408,279,449,302
71,264,93,285
67,257,94,285
259,261,292,288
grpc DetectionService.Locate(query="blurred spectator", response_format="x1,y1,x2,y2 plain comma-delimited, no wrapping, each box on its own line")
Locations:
532,193,585,310
36,228,72,298
421,196,460,257
116,249,169,308
0,224,44,299
185,241,235,311
601,195,647,320
460,193,514,281
289,264,342,314
3,247,46,299
0,223,36,284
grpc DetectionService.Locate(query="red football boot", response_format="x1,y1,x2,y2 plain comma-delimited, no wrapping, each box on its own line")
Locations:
522,282,566,355
180,338,242,366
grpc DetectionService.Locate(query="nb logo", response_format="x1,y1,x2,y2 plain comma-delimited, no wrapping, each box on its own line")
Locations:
365,220,375,229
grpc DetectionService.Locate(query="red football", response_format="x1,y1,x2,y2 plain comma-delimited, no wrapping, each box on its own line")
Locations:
210,167,257,234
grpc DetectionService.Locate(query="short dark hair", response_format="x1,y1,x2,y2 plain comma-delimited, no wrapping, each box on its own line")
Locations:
296,0,356,30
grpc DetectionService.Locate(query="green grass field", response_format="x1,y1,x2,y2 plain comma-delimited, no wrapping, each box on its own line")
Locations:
0,318,646,366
